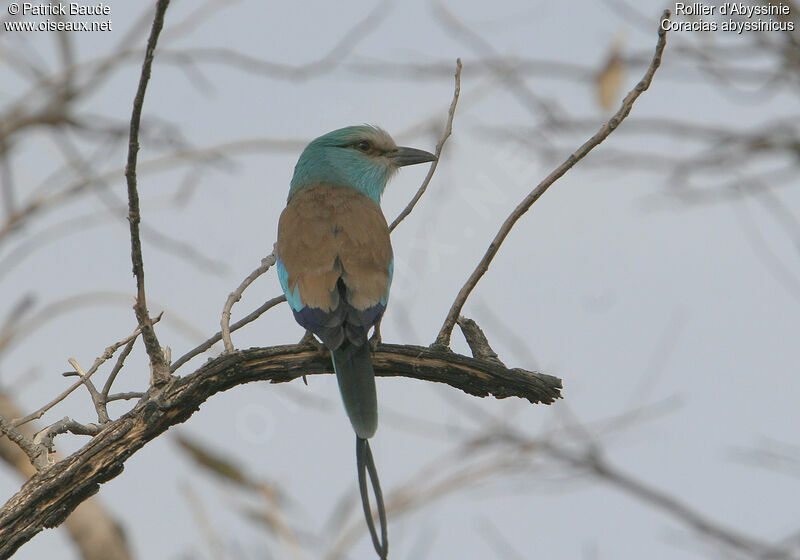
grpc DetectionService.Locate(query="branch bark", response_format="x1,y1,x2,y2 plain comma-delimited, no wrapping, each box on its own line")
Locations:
435,9,672,347
0,394,131,560
220,253,278,353
0,343,560,557
389,58,462,232
124,0,171,385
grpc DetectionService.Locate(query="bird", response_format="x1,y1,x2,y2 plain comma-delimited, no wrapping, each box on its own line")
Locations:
276,125,436,439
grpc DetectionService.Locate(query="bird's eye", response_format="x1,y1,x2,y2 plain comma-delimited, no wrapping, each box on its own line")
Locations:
355,141,371,152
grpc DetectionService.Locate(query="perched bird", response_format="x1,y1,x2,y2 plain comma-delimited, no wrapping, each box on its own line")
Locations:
276,125,436,439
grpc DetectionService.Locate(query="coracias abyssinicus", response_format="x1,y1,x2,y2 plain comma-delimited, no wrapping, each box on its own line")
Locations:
276,125,436,439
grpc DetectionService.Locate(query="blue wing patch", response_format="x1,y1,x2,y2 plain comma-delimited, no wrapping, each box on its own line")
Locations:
381,258,393,306
277,257,304,311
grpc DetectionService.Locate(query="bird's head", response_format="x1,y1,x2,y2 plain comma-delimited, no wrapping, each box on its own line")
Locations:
289,125,437,204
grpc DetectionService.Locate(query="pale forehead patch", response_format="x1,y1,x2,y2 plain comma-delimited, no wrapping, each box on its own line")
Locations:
358,127,397,152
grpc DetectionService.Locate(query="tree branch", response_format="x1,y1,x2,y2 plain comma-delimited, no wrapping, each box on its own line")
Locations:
172,293,285,372
0,416,45,470
33,417,101,453
389,58,462,232
457,316,504,365
12,316,161,428
67,358,109,424
435,10,671,347
0,343,560,557
0,394,132,560
220,253,278,353
124,0,171,385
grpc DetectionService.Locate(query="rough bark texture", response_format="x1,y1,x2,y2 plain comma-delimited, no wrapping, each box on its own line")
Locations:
0,394,131,560
0,343,561,557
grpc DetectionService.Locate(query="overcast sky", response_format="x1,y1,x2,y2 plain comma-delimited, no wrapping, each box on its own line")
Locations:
2,1,799,559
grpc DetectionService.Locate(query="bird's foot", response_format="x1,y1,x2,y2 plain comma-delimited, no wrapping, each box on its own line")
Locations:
298,330,326,353
369,323,382,352
298,330,326,386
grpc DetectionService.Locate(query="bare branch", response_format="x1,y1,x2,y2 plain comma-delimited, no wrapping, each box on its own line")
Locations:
537,439,795,559
124,0,171,385
389,58,462,232
0,393,132,559
0,137,303,257
0,415,45,470
456,316,503,365
101,337,138,402
432,1,560,120
221,253,278,353
105,392,146,402
0,342,560,556
12,317,159,428
158,1,390,81
33,417,101,456
172,293,285,372
434,10,672,348
67,358,109,424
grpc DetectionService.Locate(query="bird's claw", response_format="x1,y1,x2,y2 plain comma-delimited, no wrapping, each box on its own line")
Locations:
298,330,326,354
369,323,382,352
298,330,326,386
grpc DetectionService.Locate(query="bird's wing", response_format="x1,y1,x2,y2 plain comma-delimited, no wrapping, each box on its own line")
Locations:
276,183,392,338
277,185,342,312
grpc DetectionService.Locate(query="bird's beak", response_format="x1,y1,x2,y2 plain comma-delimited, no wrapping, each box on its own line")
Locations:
388,146,437,167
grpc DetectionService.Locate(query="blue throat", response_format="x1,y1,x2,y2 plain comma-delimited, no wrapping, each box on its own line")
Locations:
289,127,392,205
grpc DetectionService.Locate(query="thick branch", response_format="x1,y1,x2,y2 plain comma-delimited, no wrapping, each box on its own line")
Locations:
435,10,671,347
0,394,132,560
0,343,560,557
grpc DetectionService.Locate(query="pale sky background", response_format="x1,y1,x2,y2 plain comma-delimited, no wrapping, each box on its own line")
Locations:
2,1,799,559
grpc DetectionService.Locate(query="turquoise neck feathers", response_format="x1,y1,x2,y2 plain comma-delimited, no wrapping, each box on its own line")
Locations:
289,126,395,205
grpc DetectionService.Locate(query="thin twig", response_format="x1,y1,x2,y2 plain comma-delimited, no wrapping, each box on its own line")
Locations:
434,10,671,348
125,0,171,385
67,358,109,424
33,417,101,455
12,318,159,427
536,439,793,559
160,1,391,81
389,59,462,232
432,1,558,121
172,292,285,372
101,336,137,401
221,253,278,353
106,392,146,402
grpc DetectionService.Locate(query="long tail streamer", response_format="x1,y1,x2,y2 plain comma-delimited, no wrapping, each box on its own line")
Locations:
356,437,388,559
